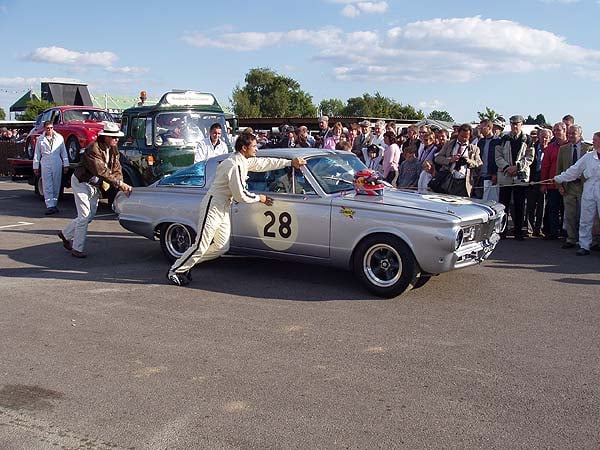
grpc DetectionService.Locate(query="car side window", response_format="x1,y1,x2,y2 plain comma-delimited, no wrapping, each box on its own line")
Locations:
248,167,315,195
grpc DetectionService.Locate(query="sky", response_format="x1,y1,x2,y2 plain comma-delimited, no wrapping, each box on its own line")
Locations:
1,0,599,137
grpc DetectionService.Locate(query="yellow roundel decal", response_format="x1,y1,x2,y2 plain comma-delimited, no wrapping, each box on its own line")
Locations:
256,205,298,251
422,194,473,205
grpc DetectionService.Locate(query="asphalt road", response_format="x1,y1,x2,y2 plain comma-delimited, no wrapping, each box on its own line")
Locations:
1,178,599,449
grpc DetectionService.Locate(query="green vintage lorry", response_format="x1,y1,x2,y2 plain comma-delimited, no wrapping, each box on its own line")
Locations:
118,90,234,187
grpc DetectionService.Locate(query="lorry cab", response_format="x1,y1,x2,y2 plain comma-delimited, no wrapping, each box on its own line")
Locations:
118,90,233,187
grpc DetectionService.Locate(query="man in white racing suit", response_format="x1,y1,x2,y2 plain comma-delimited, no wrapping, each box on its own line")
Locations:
555,131,600,256
33,120,69,214
167,133,306,286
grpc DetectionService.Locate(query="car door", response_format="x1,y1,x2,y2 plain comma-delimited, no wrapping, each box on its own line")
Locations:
230,166,331,258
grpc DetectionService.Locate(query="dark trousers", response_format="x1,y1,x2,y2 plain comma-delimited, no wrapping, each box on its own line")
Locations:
543,189,562,238
499,185,527,237
526,185,545,234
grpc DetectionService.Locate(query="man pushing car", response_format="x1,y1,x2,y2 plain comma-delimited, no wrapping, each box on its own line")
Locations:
167,132,306,286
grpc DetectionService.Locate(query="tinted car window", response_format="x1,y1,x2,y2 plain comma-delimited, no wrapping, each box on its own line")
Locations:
157,162,206,187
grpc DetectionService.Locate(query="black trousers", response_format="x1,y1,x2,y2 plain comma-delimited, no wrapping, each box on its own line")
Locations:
526,185,545,234
543,189,562,238
499,185,527,237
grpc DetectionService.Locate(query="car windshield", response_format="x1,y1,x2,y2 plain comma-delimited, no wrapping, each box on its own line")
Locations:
154,112,231,148
63,109,114,122
306,153,366,194
157,162,206,187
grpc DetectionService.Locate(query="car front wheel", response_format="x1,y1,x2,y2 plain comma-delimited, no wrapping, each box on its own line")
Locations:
353,235,417,298
66,136,81,163
159,223,196,263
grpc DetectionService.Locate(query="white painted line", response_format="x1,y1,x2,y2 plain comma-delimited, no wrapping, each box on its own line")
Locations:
0,221,34,230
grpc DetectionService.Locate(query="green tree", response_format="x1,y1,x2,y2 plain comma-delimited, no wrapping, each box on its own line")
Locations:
427,110,454,122
319,98,345,117
0,107,6,120
477,107,500,122
20,98,55,121
232,68,317,118
341,92,424,119
535,114,548,126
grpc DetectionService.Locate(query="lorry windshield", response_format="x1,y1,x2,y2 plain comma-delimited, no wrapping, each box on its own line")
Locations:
154,112,230,148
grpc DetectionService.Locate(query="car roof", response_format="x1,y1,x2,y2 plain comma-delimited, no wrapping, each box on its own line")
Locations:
45,105,109,112
255,147,350,159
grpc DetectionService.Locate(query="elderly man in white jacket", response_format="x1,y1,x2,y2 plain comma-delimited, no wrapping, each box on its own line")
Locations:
555,131,600,256
33,120,69,214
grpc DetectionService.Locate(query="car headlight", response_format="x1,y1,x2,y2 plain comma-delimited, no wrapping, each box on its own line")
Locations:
455,229,464,250
495,214,507,233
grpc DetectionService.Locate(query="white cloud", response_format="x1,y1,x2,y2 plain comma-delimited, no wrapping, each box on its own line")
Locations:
25,46,118,67
183,28,343,51
0,76,82,87
105,66,149,74
329,0,388,16
418,100,444,110
539,0,579,3
23,46,147,75
341,5,359,17
182,16,600,83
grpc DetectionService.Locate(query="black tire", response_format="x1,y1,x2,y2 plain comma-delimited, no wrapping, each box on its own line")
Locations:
26,139,35,159
159,223,196,263
66,136,81,163
413,275,432,289
353,235,417,298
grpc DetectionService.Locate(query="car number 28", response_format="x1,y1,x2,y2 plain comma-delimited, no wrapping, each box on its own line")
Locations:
263,211,292,238
258,209,298,251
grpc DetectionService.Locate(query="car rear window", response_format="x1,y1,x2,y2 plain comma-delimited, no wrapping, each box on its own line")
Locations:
157,162,206,187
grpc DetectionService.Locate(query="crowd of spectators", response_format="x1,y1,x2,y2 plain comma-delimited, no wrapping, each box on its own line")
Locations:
251,113,599,255
0,127,28,143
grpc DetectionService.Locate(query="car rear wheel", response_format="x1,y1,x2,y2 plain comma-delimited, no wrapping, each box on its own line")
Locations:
66,136,81,163
353,235,417,298
413,275,432,289
160,223,196,263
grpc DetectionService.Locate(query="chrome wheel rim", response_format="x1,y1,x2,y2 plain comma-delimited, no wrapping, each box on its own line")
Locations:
67,140,79,161
363,243,402,288
165,224,192,258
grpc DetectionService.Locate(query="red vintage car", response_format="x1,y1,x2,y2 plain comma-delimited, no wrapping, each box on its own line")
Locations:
25,106,116,162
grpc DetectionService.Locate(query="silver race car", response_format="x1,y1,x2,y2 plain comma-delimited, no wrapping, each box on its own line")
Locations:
113,148,506,298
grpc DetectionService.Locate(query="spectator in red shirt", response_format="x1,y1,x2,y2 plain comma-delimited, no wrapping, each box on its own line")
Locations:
541,122,567,239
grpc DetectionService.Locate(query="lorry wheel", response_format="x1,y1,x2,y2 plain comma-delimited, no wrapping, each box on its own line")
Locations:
353,235,417,298
66,137,81,163
160,223,196,263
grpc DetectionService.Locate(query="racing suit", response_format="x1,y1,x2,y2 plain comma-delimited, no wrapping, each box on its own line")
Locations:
555,150,600,251
33,131,69,209
170,152,291,274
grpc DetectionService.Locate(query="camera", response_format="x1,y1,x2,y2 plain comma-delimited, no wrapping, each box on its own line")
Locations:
454,156,468,170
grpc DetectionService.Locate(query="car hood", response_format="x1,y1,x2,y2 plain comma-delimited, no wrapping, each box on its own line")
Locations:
334,188,501,220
